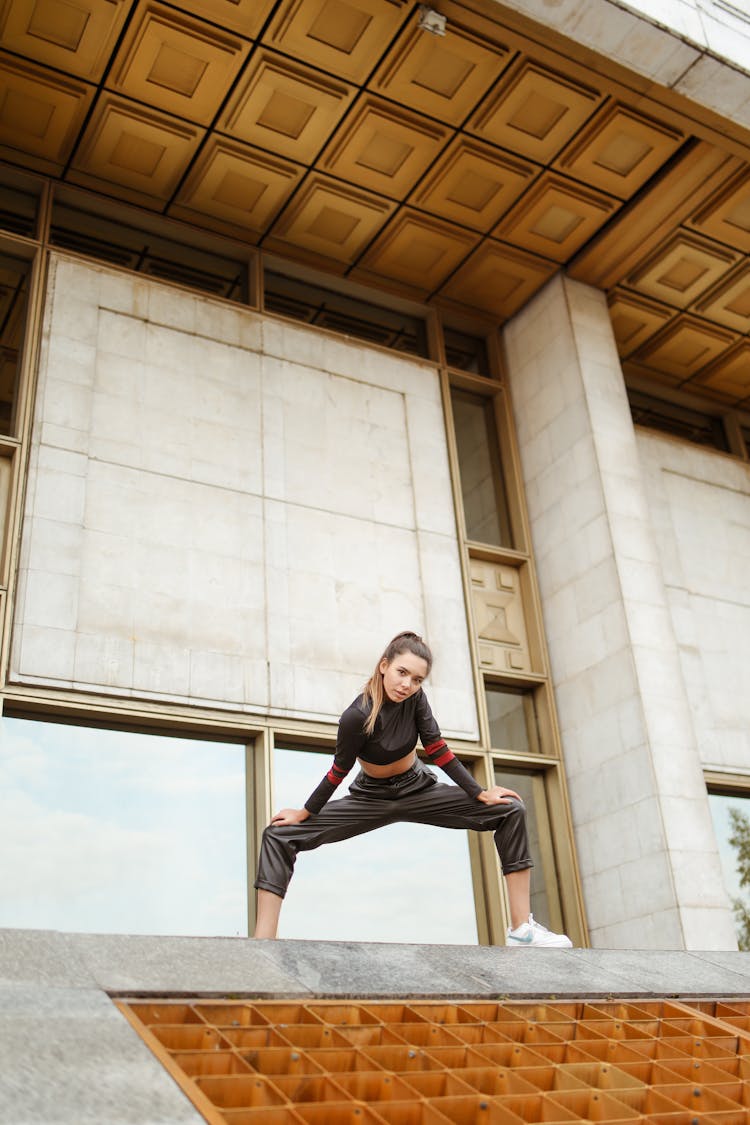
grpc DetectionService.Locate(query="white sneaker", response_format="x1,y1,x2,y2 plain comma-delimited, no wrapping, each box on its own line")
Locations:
506,914,572,948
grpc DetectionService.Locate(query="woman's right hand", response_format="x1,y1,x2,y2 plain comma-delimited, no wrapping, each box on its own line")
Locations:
270,807,311,826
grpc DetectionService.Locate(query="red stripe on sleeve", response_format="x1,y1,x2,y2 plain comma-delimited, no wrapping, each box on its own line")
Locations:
424,739,447,757
434,749,454,767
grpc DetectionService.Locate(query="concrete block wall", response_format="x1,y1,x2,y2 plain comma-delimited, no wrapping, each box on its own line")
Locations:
504,273,736,950
11,254,477,738
487,0,750,132
636,431,750,775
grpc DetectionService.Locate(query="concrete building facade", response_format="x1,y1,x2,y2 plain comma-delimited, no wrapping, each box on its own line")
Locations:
0,0,749,950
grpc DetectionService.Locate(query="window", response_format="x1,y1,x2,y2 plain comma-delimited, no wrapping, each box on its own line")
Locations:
443,325,491,376
450,387,513,547
50,194,249,302
272,746,478,943
0,250,32,436
0,165,41,239
709,790,750,950
0,717,248,935
486,684,541,755
494,765,563,930
264,270,429,359
628,388,729,452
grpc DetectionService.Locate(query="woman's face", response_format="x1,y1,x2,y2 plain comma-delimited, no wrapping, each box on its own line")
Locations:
380,650,429,703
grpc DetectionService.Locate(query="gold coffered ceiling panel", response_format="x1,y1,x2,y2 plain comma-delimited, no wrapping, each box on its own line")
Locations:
0,54,93,171
265,171,395,268
266,0,408,84
172,137,303,237
219,49,354,164
372,15,508,127
688,168,750,255
320,95,448,200
694,341,750,401
633,314,737,381
607,290,675,358
695,262,750,334
108,3,249,126
494,172,617,263
555,103,684,200
354,209,478,295
468,59,600,164
70,93,203,204
438,240,556,320
0,0,130,80
412,137,538,233
0,0,748,412
175,0,276,38
626,231,739,309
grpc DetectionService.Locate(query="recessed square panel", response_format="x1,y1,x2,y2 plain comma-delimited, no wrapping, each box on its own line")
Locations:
70,92,203,204
492,172,616,262
555,102,683,199
607,290,676,358
175,0,276,38
688,167,750,255
411,137,539,233
265,172,395,268
695,261,750,334
109,2,249,125
371,14,509,126
633,314,737,380
0,0,129,79
693,340,750,403
219,48,354,164
320,95,448,200
171,137,304,238
437,240,556,320
0,54,93,170
265,0,408,84
353,209,478,296
494,172,618,263
626,231,739,309
468,58,600,163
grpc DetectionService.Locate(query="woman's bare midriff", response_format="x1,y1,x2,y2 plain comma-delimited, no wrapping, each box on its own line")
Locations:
359,750,416,778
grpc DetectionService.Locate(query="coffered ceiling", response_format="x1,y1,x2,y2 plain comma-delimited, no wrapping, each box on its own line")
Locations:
0,0,749,408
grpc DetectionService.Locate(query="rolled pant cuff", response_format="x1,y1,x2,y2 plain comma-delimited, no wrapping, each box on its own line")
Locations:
502,859,534,874
254,879,287,898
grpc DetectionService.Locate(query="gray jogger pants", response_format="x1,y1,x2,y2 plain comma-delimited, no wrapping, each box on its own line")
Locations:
254,762,533,898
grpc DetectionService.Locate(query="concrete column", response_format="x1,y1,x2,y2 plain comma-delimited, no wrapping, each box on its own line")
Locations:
504,273,736,950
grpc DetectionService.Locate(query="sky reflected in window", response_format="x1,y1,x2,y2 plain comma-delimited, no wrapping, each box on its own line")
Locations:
0,717,247,936
272,747,478,944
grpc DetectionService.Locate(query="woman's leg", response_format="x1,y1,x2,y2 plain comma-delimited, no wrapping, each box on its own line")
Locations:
505,867,532,930
253,781,395,936
254,889,284,939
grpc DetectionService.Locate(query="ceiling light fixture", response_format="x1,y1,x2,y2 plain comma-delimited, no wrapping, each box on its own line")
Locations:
417,5,447,35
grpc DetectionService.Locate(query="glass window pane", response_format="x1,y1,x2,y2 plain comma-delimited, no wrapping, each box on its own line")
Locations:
709,792,750,950
628,388,728,452
50,201,248,302
272,747,478,943
486,685,540,754
0,251,32,437
450,388,513,547
264,270,429,359
494,767,553,925
0,717,248,935
444,326,490,376
0,166,41,238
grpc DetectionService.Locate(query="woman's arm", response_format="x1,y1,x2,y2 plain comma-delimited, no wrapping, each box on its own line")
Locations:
416,692,483,800
302,703,366,815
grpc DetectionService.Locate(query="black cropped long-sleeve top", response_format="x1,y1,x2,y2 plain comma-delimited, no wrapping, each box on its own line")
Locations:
304,689,483,814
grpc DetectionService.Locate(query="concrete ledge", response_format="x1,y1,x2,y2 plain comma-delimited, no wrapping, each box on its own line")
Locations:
4,929,750,1124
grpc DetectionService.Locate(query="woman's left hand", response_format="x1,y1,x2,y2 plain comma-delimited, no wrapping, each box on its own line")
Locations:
477,785,521,805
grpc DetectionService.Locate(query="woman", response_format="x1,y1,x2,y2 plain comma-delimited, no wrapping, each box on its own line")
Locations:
254,631,571,947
